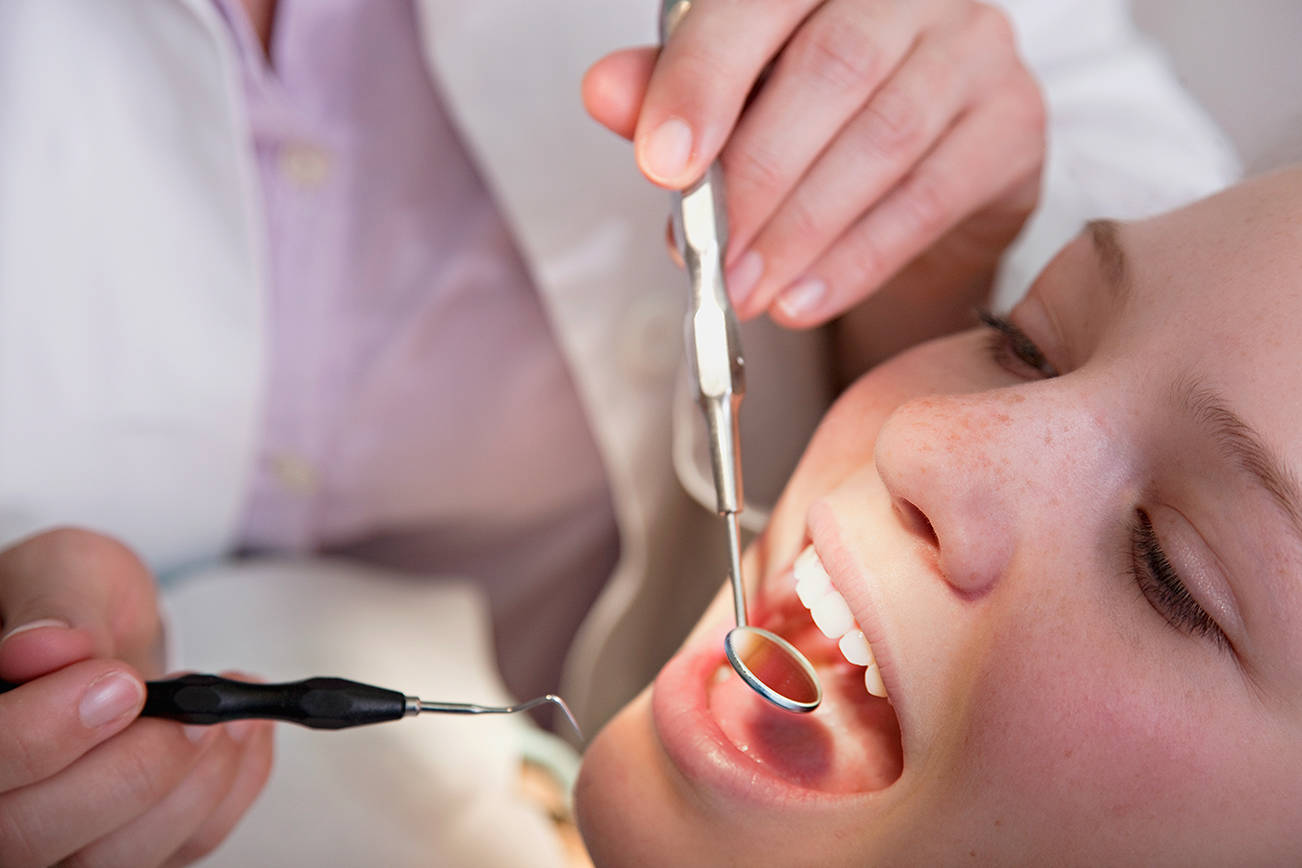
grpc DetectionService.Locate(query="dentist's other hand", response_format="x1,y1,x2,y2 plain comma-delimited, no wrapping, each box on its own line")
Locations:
583,0,1044,329
0,528,273,868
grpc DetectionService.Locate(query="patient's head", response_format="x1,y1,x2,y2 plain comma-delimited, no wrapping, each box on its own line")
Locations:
576,166,1302,865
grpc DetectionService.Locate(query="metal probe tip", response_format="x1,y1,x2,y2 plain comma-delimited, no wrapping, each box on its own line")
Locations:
414,694,583,741
535,694,583,742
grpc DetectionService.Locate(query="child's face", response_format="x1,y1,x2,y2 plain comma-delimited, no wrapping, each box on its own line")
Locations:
576,167,1302,865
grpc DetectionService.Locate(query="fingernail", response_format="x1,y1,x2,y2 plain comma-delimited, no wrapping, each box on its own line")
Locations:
184,724,211,744
727,251,764,308
0,618,70,646
79,671,144,728
776,277,827,319
642,118,693,183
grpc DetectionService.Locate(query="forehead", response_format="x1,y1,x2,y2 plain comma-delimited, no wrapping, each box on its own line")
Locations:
1124,176,1302,333
1036,172,1302,425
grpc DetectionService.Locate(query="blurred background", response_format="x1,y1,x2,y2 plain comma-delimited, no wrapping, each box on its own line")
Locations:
1135,0,1302,171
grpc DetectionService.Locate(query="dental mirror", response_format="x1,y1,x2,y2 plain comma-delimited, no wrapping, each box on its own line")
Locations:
725,625,822,713
721,517,823,714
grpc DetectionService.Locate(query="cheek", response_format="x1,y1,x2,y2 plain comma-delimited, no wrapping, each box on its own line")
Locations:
954,592,1262,847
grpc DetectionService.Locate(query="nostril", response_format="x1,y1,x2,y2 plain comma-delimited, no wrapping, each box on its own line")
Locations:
894,497,939,549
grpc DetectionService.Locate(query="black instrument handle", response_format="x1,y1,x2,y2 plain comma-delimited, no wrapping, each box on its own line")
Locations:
0,673,408,730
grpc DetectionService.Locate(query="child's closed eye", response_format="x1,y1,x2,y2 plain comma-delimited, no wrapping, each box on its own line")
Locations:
1129,509,1229,651
977,310,1059,379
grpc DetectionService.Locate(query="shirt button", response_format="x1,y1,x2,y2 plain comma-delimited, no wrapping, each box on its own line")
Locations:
270,452,319,495
279,143,332,189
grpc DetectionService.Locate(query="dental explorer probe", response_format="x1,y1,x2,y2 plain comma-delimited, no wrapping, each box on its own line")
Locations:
0,673,583,740
661,0,822,713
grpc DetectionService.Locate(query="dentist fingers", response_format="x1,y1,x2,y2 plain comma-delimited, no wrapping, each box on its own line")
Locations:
0,527,164,683
0,669,273,868
583,0,1045,329
633,0,826,188
0,712,208,867
0,659,145,793
162,719,275,868
770,69,1044,328
0,532,275,867
70,709,274,868
582,46,658,140
738,4,1039,323
710,0,940,268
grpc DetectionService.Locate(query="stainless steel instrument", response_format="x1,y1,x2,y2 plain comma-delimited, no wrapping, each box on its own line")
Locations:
661,0,822,714
1,674,583,739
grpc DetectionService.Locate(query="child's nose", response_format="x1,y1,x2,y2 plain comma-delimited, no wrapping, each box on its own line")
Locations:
873,387,1099,597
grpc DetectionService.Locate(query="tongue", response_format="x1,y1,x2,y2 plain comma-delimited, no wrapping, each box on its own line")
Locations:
708,622,903,793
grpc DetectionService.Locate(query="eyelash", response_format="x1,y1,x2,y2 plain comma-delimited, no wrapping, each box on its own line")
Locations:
1129,510,1228,650
977,310,1059,379
977,312,1228,649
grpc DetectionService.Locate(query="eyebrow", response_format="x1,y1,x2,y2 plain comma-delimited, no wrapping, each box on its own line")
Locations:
1086,218,1129,301
1084,221,1302,540
1175,375,1302,542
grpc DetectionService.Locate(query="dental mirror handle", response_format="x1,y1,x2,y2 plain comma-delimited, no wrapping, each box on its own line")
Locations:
661,0,744,519
677,160,745,517
662,0,748,626
0,674,583,738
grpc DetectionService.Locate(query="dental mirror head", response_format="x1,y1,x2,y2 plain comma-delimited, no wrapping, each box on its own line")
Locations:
725,625,822,713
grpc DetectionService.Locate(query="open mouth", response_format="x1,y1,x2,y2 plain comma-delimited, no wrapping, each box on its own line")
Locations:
652,540,905,804
710,543,904,793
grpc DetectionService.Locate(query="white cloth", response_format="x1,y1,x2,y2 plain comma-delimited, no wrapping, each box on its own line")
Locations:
992,0,1239,309
0,0,1238,733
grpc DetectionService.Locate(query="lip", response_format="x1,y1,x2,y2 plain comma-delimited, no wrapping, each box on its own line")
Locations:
650,533,901,809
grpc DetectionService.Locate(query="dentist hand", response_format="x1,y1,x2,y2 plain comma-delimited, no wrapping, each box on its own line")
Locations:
0,529,273,868
583,0,1045,333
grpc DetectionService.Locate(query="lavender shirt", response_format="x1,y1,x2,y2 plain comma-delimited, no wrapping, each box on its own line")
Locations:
212,0,619,702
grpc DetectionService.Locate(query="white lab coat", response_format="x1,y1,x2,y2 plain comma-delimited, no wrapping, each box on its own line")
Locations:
0,0,1237,731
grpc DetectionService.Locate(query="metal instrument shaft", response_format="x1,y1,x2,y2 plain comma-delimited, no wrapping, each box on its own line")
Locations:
662,0,749,625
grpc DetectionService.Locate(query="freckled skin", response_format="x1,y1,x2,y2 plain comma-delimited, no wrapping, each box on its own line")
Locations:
578,168,1302,865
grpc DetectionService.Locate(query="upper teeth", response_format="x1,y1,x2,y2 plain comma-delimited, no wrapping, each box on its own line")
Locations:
793,545,888,699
